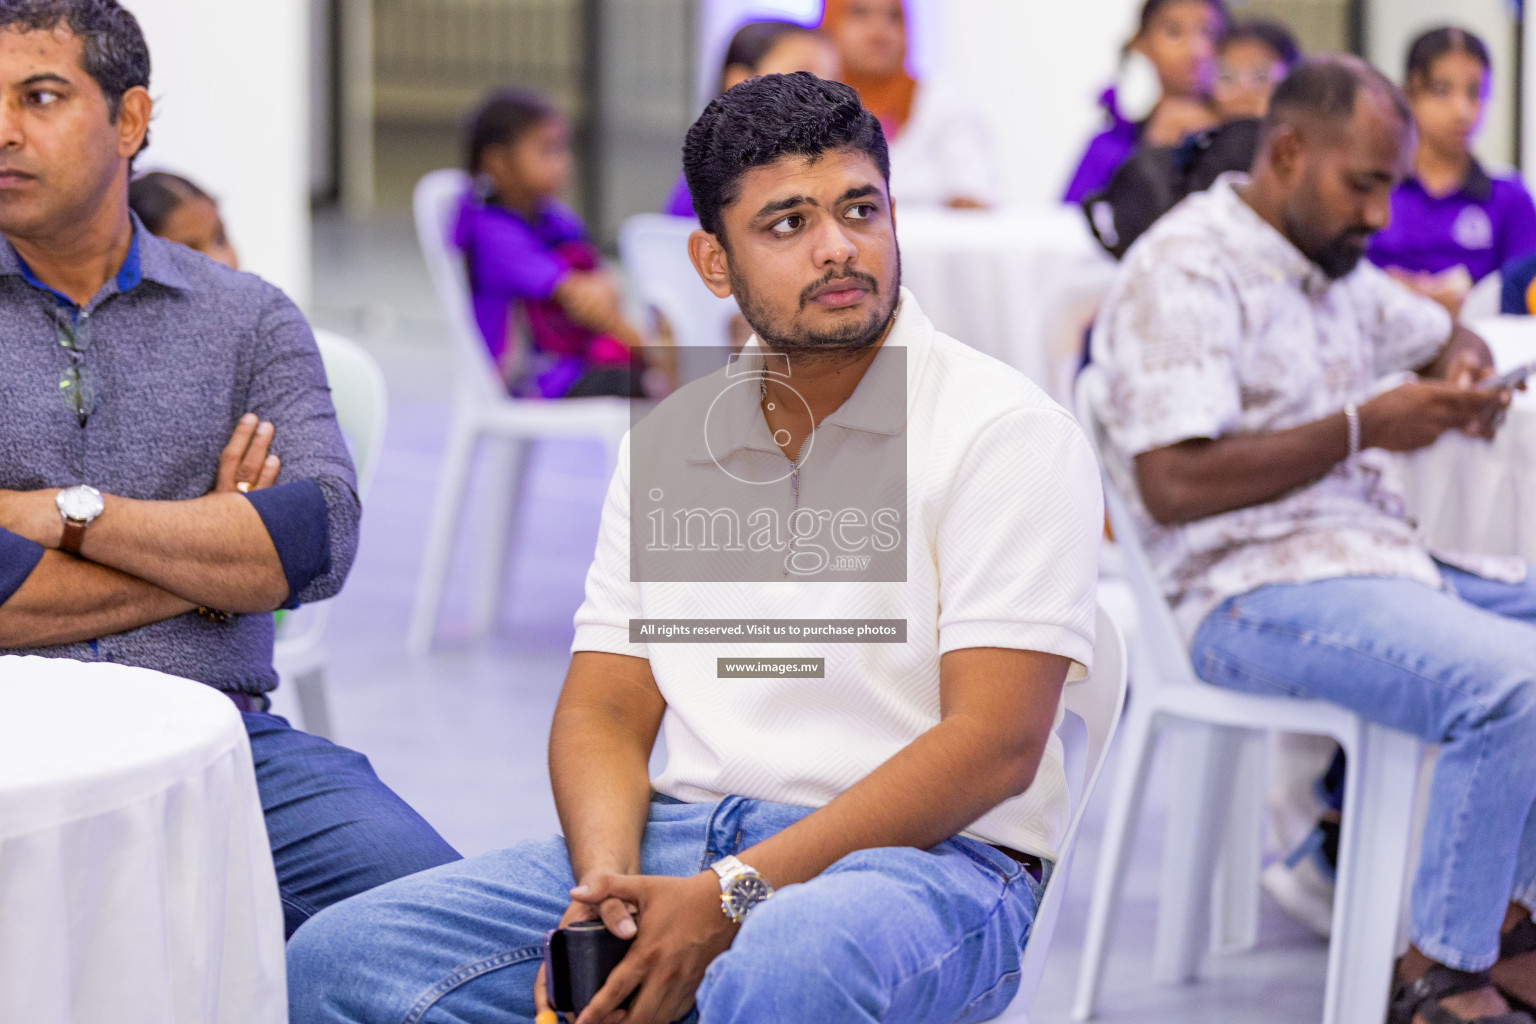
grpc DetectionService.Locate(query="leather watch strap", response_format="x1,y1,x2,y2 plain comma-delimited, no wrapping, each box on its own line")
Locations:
59,518,87,555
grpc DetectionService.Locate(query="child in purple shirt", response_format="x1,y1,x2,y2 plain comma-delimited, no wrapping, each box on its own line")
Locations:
1368,27,1536,316
456,89,646,398
1063,0,1227,204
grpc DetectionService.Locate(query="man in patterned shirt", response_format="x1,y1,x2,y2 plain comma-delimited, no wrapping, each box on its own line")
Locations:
1094,57,1536,1024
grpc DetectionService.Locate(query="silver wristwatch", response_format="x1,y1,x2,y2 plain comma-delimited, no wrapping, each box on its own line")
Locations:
710,854,773,924
56,484,104,555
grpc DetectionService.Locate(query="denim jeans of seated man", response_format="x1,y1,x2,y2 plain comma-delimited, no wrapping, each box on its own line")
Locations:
1191,562,1536,972
286,794,1047,1024
244,712,462,938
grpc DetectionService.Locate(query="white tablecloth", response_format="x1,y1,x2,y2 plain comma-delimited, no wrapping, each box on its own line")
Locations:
1399,318,1536,563
0,657,285,1024
896,205,1117,403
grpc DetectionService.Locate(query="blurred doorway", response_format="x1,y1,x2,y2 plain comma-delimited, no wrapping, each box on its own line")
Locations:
324,0,694,245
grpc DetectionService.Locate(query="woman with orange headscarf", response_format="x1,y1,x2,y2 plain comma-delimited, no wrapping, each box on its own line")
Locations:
820,0,1001,208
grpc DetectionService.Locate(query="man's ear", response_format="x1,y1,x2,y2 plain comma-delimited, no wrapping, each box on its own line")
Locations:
689,229,734,299
1268,124,1304,185
116,86,150,160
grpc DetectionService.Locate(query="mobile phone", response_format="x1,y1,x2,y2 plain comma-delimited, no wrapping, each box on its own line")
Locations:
1478,361,1536,391
543,921,634,1016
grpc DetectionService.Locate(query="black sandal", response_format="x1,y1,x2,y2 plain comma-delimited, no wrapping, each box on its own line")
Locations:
1388,964,1534,1024
1497,918,1536,1016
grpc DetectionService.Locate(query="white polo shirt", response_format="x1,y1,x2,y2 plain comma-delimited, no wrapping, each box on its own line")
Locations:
572,288,1102,858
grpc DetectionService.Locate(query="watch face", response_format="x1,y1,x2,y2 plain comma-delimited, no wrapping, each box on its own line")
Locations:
726,875,773,918
58,485,104,521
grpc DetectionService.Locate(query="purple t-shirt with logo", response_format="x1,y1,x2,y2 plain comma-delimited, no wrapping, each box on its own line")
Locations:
1367,161,1536,283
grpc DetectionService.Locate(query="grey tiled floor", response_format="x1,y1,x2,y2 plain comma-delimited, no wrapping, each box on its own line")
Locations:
304,210,1332,1022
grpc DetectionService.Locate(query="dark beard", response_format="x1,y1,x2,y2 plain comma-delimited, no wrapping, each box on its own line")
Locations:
1284,207,1369,280
730,253,902,359
1309,232,1369,280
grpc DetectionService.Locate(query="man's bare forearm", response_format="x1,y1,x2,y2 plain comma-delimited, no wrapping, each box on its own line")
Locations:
1135,413,1349,525
0,550,194,647
738,648,1069,889
550,652,666,882
78,494,288,612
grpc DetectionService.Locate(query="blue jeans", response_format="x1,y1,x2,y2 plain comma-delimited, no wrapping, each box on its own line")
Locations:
287,795,1045,1024
244,712,461,938
1191,563,1536,971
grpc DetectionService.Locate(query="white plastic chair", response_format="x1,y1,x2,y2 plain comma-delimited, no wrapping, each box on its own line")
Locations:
407,169,631,654
1070,367,1426,1024
270,328,389,738
994,601,1128,1022
617,214,739,350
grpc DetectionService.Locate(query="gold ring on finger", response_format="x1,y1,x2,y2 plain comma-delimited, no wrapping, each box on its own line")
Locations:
236,481,252,493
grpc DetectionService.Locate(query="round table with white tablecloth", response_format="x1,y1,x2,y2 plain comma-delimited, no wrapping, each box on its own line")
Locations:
895,205,1117,404
1398,316,1536,563
0,657,285,1024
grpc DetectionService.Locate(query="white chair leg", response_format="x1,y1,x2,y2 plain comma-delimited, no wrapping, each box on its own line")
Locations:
1212,729,1266,954
467,437,528,638
1322,724,1421,1024
408,421,478,655
1153,722,1246,985
1072,703,1160,1021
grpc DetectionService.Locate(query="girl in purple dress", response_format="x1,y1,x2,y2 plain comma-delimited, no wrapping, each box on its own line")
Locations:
457,89,648,398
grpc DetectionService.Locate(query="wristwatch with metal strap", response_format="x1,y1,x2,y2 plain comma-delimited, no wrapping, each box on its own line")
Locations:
709,854,773,924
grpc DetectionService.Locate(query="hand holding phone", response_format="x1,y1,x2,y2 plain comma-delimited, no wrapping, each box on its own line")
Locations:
543,920,634,1018
1476,361,1536,392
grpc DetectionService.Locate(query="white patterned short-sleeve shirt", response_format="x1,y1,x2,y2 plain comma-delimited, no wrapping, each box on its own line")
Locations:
1092,174,1522,639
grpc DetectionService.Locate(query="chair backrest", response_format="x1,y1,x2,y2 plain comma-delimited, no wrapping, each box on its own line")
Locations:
1013,602,1129,1012
1074,366,1202,689
617,214,739,349
412,168,508,407
275,329,388,650
314,329,389,497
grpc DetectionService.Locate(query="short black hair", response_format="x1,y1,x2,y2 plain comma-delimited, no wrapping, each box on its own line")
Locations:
129,171,211,234
1137,0,1228,36
465,87,559,176
1223,18,1302,69
1264,55,1410,138
1406,25,1491,87
0,0,149,148
683,71,888,239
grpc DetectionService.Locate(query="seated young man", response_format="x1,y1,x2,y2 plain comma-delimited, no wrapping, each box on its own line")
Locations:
287,72,1103,1024
0,0,458,937
1093,56,1536,1024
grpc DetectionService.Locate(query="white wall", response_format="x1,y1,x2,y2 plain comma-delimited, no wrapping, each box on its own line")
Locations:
124,0,312,306
943,0,1142,205
1367,0,1518,168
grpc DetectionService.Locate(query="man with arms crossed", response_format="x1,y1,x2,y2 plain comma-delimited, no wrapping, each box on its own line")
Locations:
1094,57,1536,1024
0,0,458,937
288,73,1102,1023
